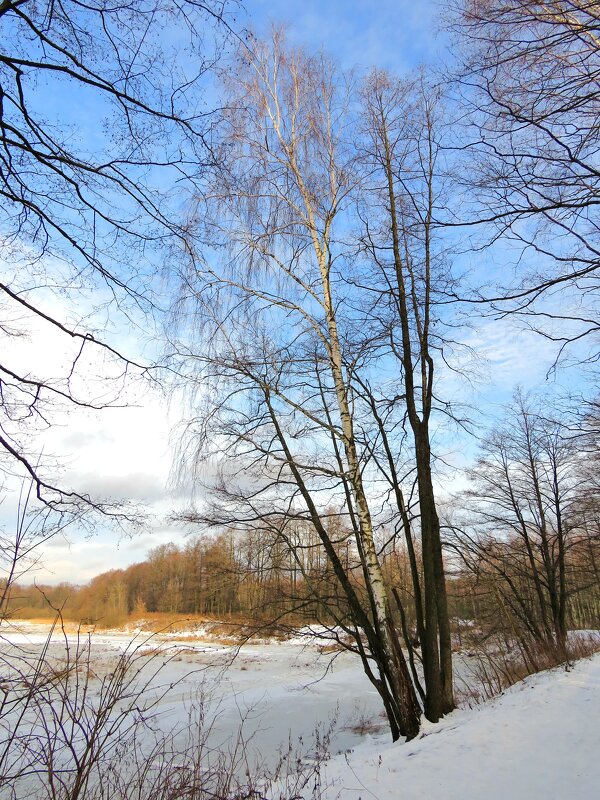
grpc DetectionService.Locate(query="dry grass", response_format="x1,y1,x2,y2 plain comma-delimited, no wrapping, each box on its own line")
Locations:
6,612,328,649
121,613,263,643
317,639,351,655
6,615,96,634
457,632,600,707
342,712,385,737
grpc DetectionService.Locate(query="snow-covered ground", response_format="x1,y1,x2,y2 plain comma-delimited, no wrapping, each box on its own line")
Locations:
1,621,599,799
316,653,600,800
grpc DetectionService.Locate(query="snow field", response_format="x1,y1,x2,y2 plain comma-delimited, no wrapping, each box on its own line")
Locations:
316,653,600,800
2,621,599,799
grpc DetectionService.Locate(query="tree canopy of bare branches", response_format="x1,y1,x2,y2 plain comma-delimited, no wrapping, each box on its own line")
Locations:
170,31,462,739
0,0,232,515
451,1,600,357
450,390,600,655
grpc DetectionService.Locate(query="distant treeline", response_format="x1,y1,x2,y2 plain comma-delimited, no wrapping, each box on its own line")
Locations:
4,513,600,636
4,523,364,627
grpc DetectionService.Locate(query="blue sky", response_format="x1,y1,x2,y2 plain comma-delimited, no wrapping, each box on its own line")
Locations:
246,0,446,72
3,0,595,586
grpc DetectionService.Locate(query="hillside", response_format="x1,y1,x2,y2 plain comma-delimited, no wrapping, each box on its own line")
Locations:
315,654,600,800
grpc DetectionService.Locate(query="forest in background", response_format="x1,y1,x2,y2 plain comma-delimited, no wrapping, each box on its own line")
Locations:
7,437,600,642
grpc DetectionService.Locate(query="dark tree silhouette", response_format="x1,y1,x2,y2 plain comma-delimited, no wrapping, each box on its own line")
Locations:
452,1,600,358
0,0,233,513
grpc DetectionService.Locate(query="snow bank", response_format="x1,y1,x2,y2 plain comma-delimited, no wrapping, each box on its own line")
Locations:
317,654,600,800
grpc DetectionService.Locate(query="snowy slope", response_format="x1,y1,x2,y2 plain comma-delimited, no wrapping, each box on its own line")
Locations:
317,654,600,800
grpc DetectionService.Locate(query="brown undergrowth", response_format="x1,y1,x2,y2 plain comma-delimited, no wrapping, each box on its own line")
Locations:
456,632,600,707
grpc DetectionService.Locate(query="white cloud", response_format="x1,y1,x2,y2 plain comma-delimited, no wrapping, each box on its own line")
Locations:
0,278,197,585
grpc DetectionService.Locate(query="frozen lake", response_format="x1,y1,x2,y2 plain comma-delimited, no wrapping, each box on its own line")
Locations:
0,620,393,785
4,621,596,799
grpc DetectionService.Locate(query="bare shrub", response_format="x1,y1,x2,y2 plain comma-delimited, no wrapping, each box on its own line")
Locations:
342,712,385,738
0,616,337,800
0,491,335,800
457,634,600,707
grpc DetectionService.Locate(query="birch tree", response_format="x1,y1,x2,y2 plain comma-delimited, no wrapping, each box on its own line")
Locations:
174,33,459,736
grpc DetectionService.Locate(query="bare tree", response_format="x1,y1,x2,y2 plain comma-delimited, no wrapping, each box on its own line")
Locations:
172,32,424,740
171,33,462,737
360,70,456,720
0,0,232,515
451,0,600,357
450,391,598,653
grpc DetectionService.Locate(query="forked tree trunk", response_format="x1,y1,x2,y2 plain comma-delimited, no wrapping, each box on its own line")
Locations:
373,85,455,722
266,390,421,740
415,428,454,717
